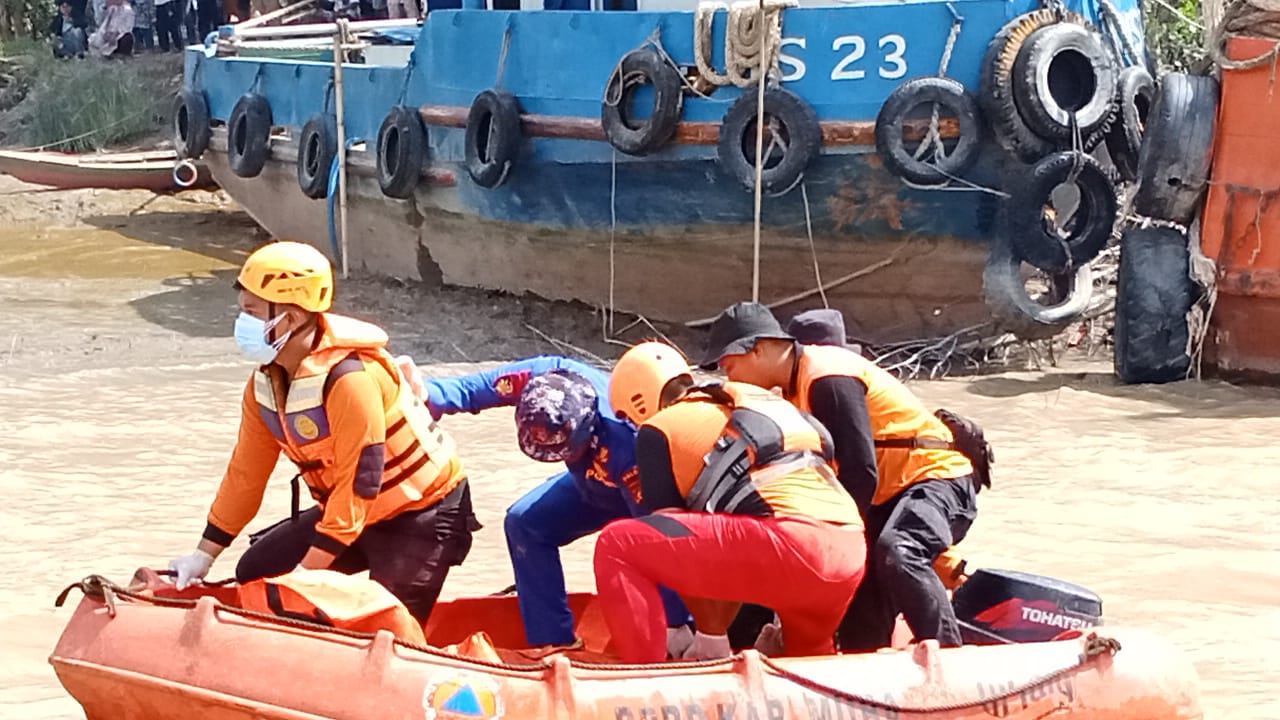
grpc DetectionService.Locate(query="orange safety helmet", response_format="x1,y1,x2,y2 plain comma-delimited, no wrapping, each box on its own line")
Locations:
609,341,692,423
237,241,334,312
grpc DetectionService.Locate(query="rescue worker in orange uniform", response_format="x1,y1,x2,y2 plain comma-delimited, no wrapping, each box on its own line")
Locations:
786,308,971,591
699,302,978,649
594,342,866,663
167,241,478,622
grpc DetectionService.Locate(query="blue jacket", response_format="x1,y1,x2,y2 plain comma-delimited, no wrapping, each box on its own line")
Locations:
425,356,642,511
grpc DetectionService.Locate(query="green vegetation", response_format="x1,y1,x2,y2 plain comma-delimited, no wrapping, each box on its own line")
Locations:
3,0,184,151
1144,0,1207,73
0,50,181,151
0,42,38,117
0,0,52,40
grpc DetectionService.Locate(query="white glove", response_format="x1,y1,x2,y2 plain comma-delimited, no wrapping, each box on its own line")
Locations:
682,631,732,660
394,355,426,401
666,625,694,659
169,549,215,590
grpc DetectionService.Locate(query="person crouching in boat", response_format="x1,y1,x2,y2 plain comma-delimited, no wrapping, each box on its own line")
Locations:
167,240,478,623
394,356,693,653
700,302,977,649
594,341,866,663
786,308,972,593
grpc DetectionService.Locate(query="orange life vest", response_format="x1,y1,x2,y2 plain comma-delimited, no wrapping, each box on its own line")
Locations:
789,345,973,505
253,314,462,522
643,381,862,527
237,570,426,644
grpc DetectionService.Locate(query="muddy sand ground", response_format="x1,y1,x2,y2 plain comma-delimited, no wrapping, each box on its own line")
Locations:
0,176,1277,719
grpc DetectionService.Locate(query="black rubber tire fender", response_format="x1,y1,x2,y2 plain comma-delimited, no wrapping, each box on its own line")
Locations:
172,88,211,160
1114,225,1196,384
227,93,273,179
1007,151,1118,272
376,105,428,199
1011,23,1118,141
874,76,984,186
717,86,822,195
465,89,523,189
980,10,1077,163
600,48,684,156
1133,73,1219,224
983,229,1094,340
296,113,337,200
1104,65,1155,182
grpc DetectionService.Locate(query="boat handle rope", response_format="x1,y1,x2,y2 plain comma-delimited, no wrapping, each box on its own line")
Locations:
55,575,760,674
756,633,1122,714
53,574,549,672
56,575,122,618
55,573,239,617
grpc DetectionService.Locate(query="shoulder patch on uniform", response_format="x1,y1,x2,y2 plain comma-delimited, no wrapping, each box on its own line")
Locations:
493,370,533,399
620,466,643,503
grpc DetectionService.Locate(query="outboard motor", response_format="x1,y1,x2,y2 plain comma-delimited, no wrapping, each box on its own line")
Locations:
951,569,1103,644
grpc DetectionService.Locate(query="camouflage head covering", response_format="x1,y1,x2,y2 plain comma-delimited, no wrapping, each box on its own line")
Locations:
516,370,599,463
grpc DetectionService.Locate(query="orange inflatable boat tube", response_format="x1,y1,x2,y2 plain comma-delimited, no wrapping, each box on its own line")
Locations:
49,570,1202,720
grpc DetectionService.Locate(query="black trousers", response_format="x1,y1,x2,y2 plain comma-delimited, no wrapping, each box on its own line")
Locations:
195,0,219,39
181,1,197,44
837,476,977,650
154,2,182,50
236,480,480,622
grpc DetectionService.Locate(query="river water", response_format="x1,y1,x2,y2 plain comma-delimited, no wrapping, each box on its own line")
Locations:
0,181,1276,719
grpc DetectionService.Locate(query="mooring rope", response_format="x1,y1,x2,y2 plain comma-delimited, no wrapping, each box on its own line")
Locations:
694,0,794,89
800,182,828,309
608,148,618,336
1210,0,1280,71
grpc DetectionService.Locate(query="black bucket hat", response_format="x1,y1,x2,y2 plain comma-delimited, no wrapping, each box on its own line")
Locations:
787,307,864,349
698,302,794,370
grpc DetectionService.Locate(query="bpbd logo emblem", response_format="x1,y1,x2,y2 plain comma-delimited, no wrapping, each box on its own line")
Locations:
423,675,504,720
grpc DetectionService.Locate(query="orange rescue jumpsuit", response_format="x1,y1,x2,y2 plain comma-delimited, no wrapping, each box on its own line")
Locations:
201,314,476,620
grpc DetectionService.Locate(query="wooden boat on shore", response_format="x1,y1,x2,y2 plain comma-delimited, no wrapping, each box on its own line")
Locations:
49,569,1203,720
0,149,214,193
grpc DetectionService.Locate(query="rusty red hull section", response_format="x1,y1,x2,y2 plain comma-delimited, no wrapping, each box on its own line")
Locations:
1200,37,1280,380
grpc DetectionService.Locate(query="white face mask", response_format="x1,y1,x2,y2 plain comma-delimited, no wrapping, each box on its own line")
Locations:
233,312,291,365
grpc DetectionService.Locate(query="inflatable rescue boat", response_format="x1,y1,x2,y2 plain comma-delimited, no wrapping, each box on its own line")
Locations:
49,568,1203,719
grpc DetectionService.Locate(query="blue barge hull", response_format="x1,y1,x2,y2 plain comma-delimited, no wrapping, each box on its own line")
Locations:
188,0,1146,341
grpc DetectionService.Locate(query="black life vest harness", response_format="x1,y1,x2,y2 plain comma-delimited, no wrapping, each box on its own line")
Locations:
682,383,836,516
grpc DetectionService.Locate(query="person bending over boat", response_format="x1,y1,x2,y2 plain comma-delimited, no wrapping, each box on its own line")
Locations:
168,241,478,623
699,302,978,649
595,342,866,663
726,308,972,648
397,356,694,653
786,307,972,590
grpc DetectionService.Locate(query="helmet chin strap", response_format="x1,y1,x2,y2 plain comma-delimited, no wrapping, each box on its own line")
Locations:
264,302,291,350
266,302,278,343
784,340,801,397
